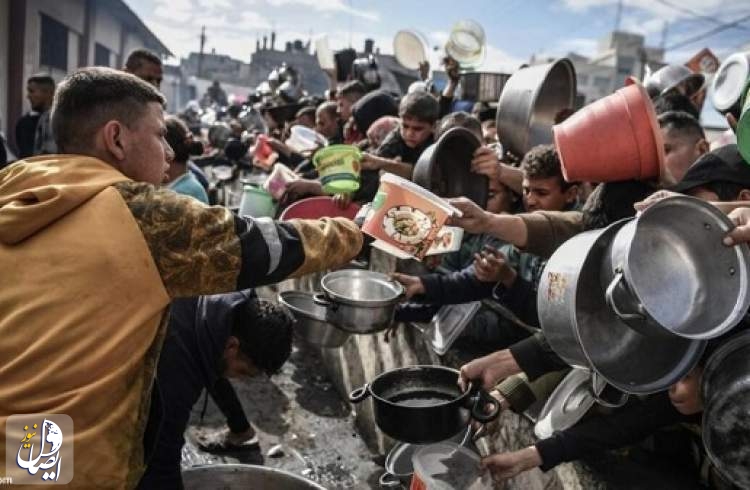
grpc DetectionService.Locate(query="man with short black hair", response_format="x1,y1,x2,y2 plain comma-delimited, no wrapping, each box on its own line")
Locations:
0,67,361,487
21,74,57,155
125,48,164,89
658,110,709,186
520,144,579,212
316,101,341,142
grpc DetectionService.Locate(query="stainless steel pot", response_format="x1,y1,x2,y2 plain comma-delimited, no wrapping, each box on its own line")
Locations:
605,196,750,340
539,220,706,395
182,464,325,490
496,58,576,157
701,330,750,489
712,52,750,119
313,269,405,333
278,290,350,348
461,72,511,102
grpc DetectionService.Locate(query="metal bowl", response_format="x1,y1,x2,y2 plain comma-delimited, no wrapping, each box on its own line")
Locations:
182,464,326,490
644,64,705,99
712,52,750,119
314,270,405,333
496,58,576,157
412,127,487,208
278,290,350,348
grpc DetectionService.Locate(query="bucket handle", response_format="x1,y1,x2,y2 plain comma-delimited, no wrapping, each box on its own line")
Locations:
605,270,646,322
348,384,371,403
378,472,403,488
589,371,629,409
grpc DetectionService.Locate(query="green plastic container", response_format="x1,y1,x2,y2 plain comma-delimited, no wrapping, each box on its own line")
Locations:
737,79,750,164
312,145,361,194
239,185,276,218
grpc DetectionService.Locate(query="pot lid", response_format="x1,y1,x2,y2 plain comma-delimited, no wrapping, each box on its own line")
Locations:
278,290,327,322
712,53,750,113
534,367,605,439
412,127,488,207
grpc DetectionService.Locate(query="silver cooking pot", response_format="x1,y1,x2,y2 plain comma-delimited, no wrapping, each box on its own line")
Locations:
182,464,325,490
604,196,750,340
539,219,706,396
496,58,576,157
313,269,405,334
701,330,750,489
278,290,350,348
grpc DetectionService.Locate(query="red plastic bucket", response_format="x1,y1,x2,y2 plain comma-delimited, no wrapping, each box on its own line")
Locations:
554,84,663,183
279,196,360,221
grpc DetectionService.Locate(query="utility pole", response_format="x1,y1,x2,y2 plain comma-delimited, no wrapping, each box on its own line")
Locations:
198,25,206,78
660,21,668,50
614,0,623,32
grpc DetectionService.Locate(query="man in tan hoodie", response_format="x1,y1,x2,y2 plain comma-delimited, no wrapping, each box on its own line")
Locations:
0,67,362,488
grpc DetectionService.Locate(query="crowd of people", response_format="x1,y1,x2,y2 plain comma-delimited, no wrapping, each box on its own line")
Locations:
2,39,750,490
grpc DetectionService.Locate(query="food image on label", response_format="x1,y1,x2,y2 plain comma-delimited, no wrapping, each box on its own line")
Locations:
382,206,435,244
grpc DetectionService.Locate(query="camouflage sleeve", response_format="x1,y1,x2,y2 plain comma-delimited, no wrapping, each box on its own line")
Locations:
114,182,363,298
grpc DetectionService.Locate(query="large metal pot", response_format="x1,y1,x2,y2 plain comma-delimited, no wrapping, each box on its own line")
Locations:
496,58,576,157
701,330,750,489
313,269,404,334
539,220,706,395
182,464,326,490
461,72,511,102
412,127,487,208
348,365,500,444
605,196,750,340
278,290,350,348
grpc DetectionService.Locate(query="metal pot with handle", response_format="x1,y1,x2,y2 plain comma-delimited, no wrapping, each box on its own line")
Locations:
313,269,405,334
604,195,750,340
539,219,705,396
349,365,500,444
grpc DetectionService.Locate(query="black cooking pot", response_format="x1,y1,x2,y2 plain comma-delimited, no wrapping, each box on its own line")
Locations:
348,365,500,444
412,127,488,208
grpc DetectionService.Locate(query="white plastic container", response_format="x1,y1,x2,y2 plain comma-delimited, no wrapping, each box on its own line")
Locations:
286,125,328,154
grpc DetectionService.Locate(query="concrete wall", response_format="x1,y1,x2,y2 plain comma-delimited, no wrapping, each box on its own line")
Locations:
89,5,123,66
0,1,9,133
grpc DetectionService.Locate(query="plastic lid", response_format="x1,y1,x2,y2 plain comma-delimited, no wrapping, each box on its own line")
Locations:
713,53,750,113
412,442,481,490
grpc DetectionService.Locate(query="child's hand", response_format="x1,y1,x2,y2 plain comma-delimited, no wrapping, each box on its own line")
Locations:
391,273,425,299
473,247,516,287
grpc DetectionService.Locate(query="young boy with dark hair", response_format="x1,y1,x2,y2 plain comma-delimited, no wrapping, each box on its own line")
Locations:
353,91,439,202
138,292,294,488
658,110,709,186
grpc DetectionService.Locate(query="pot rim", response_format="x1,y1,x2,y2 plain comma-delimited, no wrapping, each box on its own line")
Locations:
321,270,405,307
367,365,473,408
701,329,750,403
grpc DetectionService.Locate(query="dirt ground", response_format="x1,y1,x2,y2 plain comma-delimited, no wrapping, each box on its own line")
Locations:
181,339,384,489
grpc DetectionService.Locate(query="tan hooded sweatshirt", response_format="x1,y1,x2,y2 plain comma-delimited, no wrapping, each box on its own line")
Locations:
0,155,362,488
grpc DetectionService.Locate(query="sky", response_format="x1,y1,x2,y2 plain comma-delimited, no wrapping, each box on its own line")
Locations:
127,0,750,71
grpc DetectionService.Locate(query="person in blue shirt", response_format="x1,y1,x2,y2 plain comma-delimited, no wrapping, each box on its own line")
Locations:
165,115,209,203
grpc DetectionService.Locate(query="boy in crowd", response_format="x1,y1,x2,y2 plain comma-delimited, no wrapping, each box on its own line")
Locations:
353,91,439,202
138,292,293,488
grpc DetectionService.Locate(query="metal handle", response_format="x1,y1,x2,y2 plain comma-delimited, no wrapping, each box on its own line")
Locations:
590,371,629,408
378,472,403,488
348,384,370,403
312,293,337,310
470,389,501,423
605,270,646,322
